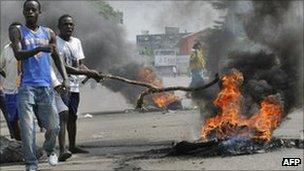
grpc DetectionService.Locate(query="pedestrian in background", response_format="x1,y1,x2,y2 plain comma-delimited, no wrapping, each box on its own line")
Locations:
186,41,206,98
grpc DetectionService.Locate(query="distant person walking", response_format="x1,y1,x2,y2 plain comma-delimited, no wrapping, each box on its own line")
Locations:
189,41,206,88
186,41,206,98
172,66,177,77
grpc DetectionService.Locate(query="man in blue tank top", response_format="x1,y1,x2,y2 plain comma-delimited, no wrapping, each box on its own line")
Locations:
9,1,69,170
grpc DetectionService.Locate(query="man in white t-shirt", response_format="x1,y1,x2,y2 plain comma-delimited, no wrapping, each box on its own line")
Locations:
56,14,101,154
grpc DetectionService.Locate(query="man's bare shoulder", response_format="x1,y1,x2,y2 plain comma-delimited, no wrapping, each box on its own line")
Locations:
9,26,21,39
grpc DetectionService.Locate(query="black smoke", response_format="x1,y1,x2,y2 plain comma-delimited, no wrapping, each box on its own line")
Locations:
1,1,136,71
1,1,146,106
241,1,303,111
102,63,146,105
194,0,303,116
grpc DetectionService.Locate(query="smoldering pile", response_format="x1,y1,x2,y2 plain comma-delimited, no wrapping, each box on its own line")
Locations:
224,51,289,116
133,137,303,159
103,63,183,110
103,63,146,105
168,137,304,157
0,136,43,164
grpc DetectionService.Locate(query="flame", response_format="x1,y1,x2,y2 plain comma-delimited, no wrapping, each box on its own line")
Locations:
137,67,180,108
201,69,283,141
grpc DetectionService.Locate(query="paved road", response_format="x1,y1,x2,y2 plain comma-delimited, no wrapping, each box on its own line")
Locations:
1,108,303,170
77,76,192,114
1,76,303,170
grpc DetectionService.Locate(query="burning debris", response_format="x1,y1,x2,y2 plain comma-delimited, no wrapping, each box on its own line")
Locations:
201,69,284,142
100,63,217,110
90,64,219,110
135,74,219,109
193,0,302,149
102,64,183,110
152,68,300,159
137,68,181,109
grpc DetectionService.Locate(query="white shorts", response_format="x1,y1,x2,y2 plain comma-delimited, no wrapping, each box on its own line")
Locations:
55,91,68,114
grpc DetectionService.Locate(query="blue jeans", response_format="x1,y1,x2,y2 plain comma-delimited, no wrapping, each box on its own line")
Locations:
18,86,59,170
5,93,19,123
0,90,13,137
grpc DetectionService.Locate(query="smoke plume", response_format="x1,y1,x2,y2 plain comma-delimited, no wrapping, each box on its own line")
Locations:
1,0,136,71
194,0,303,116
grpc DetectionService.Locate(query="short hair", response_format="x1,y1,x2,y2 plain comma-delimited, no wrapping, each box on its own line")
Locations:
193,41,202,49
58,14,73,26
23,0,41,11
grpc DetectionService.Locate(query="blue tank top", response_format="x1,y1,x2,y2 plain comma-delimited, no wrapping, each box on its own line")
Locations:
19,25,52,87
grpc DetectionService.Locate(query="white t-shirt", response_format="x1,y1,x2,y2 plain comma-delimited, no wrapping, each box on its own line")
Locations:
56,36,85,93
0,43,20,94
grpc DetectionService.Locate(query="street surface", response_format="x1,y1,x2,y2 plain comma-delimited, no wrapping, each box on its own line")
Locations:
0,76,303,170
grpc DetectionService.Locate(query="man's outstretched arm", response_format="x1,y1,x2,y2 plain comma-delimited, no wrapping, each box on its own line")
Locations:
9,26,53,61
65,64,102,82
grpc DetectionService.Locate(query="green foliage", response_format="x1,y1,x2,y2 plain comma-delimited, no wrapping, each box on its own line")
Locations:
90,1,123,23
211,1,228,10
139,47,154,56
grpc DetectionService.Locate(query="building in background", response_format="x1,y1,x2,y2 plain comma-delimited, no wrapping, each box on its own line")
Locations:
136,27,211,76
136,27,190,75
137,27,190,56
154,49,178,75
178,29,209,55
177,29,210,75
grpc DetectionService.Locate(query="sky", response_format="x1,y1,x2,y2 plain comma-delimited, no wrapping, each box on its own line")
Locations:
107,1,225,43
0,0,224,45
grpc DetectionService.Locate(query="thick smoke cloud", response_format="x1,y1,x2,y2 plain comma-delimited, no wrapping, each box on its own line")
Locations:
194,1,303,116
1,0,136,71
241,1,303,109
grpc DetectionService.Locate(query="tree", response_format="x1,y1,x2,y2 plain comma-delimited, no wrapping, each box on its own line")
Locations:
90,1,123,24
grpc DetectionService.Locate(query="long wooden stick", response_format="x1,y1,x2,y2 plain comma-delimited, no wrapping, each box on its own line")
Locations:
135,74,219,109
83,73,219,109
82,74,158,89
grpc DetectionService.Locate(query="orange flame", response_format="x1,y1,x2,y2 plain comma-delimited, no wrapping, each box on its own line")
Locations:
138,67,180,108
201,69,283,141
